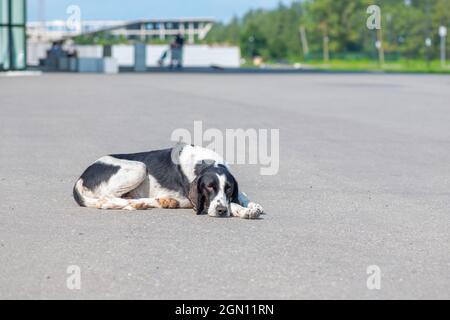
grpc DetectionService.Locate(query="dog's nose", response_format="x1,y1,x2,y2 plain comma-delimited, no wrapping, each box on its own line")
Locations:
216,205,228,216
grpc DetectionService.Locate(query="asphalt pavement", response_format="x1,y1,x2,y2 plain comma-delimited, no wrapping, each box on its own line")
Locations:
0,72,449,299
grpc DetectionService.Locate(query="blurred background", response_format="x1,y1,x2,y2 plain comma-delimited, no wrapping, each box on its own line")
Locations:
1,0,449,73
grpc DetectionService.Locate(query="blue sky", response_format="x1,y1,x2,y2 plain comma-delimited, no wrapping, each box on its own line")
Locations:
27,0,292,22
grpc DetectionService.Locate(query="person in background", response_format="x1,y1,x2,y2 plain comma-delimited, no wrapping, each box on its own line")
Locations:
49,41,64,58
170,33,184,69
45,41,65,70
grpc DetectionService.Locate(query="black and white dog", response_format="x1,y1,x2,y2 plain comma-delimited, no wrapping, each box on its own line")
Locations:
73,144,264,219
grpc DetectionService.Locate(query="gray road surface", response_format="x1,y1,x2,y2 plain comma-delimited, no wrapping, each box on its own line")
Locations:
0,73,449,299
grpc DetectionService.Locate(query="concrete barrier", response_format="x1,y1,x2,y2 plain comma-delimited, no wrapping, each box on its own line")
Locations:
77,58,101,73
69,58,77,72
76,44,241,68
27,43,241,70
112,45,134,67
134,43,146,72
102,58,119,74
77,57,118,73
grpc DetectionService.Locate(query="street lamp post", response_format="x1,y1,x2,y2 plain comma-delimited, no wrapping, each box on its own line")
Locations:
425,0,432,68
323,35,329,64
425,37,432,68
376,29,385,66
439,26,447,67
248,36,255,60
319,22,329,64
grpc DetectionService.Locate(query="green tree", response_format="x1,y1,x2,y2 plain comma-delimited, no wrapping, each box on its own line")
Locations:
204,0,449,61
240,22,267,57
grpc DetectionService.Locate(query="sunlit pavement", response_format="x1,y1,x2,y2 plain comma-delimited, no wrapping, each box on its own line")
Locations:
0,73,449,299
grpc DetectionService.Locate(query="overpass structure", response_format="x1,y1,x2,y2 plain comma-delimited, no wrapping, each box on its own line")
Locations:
27,18,215,44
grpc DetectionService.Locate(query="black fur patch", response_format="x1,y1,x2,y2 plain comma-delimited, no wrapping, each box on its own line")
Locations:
111,148,191,197
80,162,120,190
194,160,216,176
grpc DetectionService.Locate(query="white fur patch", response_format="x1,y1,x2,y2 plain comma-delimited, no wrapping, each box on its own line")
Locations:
207,174,230,216
231,202,264,219
178,145,228,182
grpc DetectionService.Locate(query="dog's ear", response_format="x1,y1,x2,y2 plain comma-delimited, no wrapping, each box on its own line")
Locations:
188,176,205,215
230,174,240,205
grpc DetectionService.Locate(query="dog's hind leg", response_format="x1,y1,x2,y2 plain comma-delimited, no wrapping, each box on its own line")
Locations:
74,156,158,210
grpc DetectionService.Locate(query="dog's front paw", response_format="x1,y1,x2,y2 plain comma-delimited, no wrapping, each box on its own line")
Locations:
248,202,264,215
239,204,263,220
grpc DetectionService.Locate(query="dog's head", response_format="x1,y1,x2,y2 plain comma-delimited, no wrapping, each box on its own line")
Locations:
188,163,239,217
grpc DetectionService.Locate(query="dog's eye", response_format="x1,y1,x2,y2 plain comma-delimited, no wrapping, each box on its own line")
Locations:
206,184,214,192
225,185,232,193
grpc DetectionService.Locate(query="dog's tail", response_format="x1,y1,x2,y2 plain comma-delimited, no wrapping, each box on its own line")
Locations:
72,179,157,210
73,179,89,207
